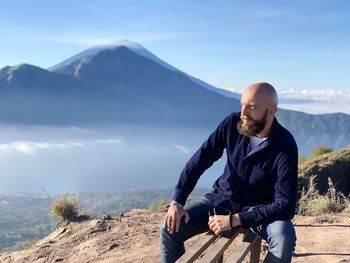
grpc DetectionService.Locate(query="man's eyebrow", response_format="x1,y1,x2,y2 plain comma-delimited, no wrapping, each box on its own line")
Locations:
241,101,258,106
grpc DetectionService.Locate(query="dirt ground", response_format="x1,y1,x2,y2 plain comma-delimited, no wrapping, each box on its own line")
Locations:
0,210,349,263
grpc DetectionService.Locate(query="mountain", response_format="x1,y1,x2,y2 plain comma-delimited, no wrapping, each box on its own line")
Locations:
49,39,242,100
1,46,239,126
298,146,350,195
0,40,349,154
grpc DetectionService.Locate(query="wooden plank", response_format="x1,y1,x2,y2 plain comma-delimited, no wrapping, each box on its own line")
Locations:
249,236,261,263
224,231,259,263
200,227,241,263
176,232,218,263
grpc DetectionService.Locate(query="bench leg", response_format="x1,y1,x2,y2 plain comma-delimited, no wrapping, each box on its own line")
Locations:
249,237,261,263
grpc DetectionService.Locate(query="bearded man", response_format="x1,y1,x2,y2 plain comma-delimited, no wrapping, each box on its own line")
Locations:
160,82,298,263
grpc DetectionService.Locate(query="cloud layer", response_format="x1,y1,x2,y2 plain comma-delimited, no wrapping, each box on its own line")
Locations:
227,87,350,114
0,139,123,155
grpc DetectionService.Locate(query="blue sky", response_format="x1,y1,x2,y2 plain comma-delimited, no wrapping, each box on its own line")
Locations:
1,0,350,92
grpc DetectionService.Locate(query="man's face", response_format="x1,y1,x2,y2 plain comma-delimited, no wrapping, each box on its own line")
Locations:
237,90,271,137
237,108,268,137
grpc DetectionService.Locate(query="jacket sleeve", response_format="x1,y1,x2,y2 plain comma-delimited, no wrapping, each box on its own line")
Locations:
172,114,233,206
239,142,298,228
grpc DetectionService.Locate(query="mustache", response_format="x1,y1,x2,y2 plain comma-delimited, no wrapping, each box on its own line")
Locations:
240,115,253,121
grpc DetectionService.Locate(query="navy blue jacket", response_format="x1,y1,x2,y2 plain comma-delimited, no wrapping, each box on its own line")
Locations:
172,112,298,228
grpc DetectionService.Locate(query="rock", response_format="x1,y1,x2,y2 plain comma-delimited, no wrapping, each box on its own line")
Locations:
107,243,119,251
102,214,112,220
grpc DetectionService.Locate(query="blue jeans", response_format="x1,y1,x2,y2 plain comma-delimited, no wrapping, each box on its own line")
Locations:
160,196,296,263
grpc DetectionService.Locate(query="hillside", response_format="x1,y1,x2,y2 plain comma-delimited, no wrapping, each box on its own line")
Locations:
1,209,349,263
299,146,350,195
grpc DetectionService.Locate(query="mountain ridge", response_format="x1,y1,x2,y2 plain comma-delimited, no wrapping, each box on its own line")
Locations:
0,40,349,154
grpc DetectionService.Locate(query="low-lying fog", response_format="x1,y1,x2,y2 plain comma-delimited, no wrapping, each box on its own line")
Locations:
0,125,225,195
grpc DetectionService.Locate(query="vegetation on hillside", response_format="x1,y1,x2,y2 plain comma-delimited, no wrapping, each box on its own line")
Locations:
299,144,334,165
297,176,349,216
0,195,56,252
50,194,81,221
0,188,209,252
298,145,350,195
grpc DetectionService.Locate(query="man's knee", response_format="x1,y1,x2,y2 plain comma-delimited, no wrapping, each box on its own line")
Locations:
266,220,296,258
159,222,185,243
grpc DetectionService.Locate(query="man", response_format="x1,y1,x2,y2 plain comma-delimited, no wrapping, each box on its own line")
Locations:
160,82,298,263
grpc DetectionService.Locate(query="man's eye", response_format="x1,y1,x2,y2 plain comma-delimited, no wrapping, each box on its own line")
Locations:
249,106,256,109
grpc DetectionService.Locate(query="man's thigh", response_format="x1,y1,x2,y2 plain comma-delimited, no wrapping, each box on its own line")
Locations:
251,219,296,244
176,196,214,241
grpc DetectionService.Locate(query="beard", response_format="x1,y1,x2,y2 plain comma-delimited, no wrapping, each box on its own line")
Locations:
237,109,268,137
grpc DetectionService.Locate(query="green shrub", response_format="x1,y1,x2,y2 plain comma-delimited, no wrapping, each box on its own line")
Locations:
148,198,167,211
50,194,80,221
298,155,308,165
297,176,348,216
311,144,333,159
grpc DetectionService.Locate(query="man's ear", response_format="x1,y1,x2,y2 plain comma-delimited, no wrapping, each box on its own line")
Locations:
269,105,277,115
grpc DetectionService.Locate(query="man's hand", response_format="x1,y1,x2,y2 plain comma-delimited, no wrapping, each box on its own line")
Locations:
208,213,241,236
163,202,190,234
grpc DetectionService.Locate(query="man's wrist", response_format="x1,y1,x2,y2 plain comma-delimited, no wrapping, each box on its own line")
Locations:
230,213,241,229
170,200,183,208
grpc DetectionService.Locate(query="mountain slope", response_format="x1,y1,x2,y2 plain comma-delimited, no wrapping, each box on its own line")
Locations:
1,209,349,263
0,47,240,126
49,39,242,100
298,146,350,195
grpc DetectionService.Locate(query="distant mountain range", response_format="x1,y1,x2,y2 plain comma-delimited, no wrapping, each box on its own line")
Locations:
0,40,349,154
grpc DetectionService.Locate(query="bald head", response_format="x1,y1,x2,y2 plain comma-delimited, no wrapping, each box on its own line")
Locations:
239,82,278,137
244,82,278,106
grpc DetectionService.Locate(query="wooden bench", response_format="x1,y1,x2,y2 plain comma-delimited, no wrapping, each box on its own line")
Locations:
177,227,262,263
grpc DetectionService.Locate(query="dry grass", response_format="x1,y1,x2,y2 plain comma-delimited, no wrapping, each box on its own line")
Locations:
297,176,349,216
50,194,80,221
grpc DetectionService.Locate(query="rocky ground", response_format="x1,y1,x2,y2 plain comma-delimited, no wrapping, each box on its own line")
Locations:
1,209,349,263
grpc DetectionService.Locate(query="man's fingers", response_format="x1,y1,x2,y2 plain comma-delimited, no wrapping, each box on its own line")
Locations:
164,209,190,234
175,215,181,232
212,225,221,235
170,213,179,233
211,224,217,233
163,216,167,228
167,215,173,232
184,212,190,224
170,215,176,233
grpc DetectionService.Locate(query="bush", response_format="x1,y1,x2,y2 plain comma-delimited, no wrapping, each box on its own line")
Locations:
297,176,348,216
298,155,308,165
148,198,167,211
311,144,333,159
343,203,350,215
50,194,80,221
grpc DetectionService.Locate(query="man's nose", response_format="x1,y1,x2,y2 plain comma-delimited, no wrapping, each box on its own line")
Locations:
241,105,249,116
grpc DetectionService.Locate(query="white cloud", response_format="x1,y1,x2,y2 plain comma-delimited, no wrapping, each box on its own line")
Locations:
221,87,350,115
0,138,124,156
48,33,182,47
174,144,191,155
0,141,83,155
287,92,348,114
277,89,350,114
95,139,123,144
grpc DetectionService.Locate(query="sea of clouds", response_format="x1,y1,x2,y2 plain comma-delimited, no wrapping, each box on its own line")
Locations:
228,88,350,115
